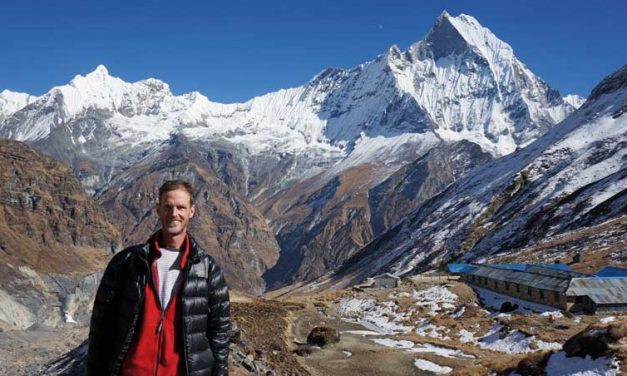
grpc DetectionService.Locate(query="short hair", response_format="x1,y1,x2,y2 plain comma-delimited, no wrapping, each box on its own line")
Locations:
158,180,194,205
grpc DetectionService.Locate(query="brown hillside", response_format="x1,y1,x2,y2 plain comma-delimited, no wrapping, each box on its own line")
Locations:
0,139,120,275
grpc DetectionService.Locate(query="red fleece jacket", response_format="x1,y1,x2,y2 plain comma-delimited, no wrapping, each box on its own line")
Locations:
121,234,190,376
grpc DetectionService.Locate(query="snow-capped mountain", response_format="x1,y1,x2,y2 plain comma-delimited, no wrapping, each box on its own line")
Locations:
0,90,37,123
0,11,584,291
1,13,576,185
323,64,627,289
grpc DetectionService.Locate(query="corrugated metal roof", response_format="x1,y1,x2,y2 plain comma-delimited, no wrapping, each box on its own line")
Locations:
566,278,627,305
467,265,572,292
492,264,527,271
447,264,475,273
537,263,573,272
596,266,627,278
489,263,574,272
524,265,590,279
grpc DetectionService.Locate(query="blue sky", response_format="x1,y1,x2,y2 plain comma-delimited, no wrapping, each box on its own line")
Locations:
1,1,625,103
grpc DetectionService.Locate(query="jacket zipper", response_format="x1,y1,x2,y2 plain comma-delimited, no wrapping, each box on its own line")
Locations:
152,253,164,376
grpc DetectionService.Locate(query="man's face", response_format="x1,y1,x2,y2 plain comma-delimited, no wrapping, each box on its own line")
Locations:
156,189,195,237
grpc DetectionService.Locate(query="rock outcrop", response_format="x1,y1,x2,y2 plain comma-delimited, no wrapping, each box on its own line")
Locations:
0,139,120,330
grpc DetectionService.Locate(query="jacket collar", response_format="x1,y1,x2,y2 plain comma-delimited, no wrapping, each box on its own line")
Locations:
140,231,202,265
151,231,190,270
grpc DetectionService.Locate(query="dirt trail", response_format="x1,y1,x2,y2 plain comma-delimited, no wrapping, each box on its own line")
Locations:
290,304,429,376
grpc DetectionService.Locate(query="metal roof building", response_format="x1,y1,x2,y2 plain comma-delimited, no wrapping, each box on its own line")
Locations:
566,277,627,312
453,263,627,313
467,264,588,292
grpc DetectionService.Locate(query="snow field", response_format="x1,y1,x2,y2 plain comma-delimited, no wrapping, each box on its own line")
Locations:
544,352,620,376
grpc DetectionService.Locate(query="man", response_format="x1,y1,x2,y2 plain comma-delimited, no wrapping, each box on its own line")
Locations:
86,180,230,376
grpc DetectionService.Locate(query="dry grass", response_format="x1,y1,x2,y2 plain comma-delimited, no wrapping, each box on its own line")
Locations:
488,216,627,273
606,318,627,365
230,299,309,376
503,313,595,343
450,364,491,376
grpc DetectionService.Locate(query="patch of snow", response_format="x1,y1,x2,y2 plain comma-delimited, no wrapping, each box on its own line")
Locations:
600,316,616,324
415,320,451,340
414,359,452,374
413,285,458,316
449,306,466,318
476,324,562,354
410,343,475,359
535,340,562,351
64,313,77,324
373,338,474,359
541,311,564,319
372,338,415,350
478,325,535,354
472,286,559,313
338,298,412,334
341,330,381,336
358,313,413,335
545,351,619,376
338,298,375,315
342,351,352,358
458,329,476,343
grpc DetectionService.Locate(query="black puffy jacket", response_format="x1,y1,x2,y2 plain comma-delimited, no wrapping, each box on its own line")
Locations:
86,234,230,376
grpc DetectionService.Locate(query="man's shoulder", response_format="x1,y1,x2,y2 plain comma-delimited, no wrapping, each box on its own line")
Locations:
188,235,223,271
106,243,148,269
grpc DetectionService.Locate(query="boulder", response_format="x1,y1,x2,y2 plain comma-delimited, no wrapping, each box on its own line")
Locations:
500,301,519,313
563,319,626,359
306,326,340,347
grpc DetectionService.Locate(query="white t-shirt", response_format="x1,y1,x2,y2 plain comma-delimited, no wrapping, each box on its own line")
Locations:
156,247,184,309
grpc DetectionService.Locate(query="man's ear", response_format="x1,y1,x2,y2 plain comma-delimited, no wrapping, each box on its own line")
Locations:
190,205,196,218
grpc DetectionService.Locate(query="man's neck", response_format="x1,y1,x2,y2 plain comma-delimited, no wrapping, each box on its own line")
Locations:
159,231,186,249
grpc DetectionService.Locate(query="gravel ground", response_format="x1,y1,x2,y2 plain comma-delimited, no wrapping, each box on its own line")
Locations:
0,325,87,376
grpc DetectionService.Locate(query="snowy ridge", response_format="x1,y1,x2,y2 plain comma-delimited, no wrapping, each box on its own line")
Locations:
0,90,38,122
328,64,627,281
395,11,575,155
0,11,575,172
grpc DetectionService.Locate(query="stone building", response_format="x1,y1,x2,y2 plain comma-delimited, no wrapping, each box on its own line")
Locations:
369,273,400,288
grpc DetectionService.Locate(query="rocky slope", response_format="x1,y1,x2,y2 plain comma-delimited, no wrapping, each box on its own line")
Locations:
319,64,627,289
0,139,120,329
261,141,492,289
0,139,119,272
